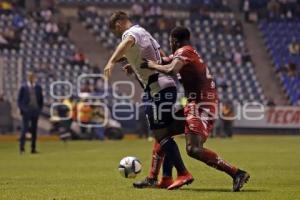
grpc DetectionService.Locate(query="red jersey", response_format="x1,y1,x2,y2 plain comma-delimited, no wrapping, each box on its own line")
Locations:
174,45,218,103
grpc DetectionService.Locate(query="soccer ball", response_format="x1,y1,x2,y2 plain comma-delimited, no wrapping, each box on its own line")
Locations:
118,156,142,178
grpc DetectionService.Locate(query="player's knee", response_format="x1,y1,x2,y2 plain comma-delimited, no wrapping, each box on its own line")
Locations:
186,144,207,160
152,128,169,142
186,145,200,158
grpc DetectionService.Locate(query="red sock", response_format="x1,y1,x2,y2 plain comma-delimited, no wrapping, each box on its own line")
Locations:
200,148,238,178
148,141,165,179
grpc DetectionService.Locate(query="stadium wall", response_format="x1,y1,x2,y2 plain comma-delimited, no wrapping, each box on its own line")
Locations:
234,106,300,135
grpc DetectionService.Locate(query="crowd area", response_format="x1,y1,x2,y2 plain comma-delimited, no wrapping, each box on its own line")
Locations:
2,0,299,139
0,1,24,50
241,0,300,22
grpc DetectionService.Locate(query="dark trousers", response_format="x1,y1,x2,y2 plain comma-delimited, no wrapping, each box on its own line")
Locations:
20,112,39,151
223,120,233,137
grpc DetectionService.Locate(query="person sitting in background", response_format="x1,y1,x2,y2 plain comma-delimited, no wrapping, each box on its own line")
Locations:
232,20,244,35
147,4,162,17
79,82,93,99
44,0,56,11
40,8,53,21
287,62,299,77
68,50,86,65
288,40,300,56
45,19,59,43
131,3,143,19
58,19,71,38
1,27,20,49
242,47,251,63
216,72,228,90
0,32,9,49
267,0,280,19
157,17,167,31
12,13,26,33
221,101,234,138
233,48,242,65
266,97,276,107
276,62,299,77
0,0,13,14
0,94,13,134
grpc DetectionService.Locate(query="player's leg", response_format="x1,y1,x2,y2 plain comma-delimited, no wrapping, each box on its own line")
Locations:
20,114,30,153
133,140,164,188
133,119,185,189
184,133,250,192
185,133,238,177
148,141,164,179
134,87,191,189
30,114,39,153
133,129,190,189
158,110,190,189
157,154,174,188
168,102,249,191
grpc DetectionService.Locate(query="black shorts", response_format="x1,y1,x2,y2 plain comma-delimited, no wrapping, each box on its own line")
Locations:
143,86,177,130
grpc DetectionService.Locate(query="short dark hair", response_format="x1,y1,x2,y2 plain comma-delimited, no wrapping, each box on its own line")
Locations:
170,26,191,43
108,11,129,30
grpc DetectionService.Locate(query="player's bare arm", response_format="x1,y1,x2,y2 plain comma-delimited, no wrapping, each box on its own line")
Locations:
146,58,185,75
104,35,135,78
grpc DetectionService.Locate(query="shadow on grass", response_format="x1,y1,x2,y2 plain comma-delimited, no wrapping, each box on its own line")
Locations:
181,188,268,193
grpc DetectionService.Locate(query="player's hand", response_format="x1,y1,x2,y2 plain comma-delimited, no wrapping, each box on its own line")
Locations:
162,55,173,64
146,60,156,69
140,59,156,69
104,63,114,79
122,64,134,76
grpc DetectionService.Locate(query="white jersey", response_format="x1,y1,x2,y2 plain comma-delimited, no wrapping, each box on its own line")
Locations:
122,25,176,95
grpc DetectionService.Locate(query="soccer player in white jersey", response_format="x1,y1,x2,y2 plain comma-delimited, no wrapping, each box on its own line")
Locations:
104,11,193,189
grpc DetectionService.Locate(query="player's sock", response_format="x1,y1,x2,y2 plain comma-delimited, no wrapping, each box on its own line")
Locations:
148,141,164,179
160,138,187,176
200,148,238,178
162,154,173,177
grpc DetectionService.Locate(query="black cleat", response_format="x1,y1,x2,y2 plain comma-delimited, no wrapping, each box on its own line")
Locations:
31,150,39,154
233,169,250,192
20,149,25,155
133,177,158,189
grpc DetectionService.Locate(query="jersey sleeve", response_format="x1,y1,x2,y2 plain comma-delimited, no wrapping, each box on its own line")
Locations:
173,48,193,65
151,37,160,49
122,29,140,45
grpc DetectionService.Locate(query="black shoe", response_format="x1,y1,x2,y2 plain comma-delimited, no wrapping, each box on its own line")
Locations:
233,169,250,192
20,149,25,154
31,150,39,154
133,177,158,189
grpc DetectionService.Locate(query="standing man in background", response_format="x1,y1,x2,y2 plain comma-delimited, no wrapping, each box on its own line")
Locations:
18,71,44,154
222,101,234,138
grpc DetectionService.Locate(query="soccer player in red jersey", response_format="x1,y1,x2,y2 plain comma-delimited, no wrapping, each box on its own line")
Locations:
143,26,250,191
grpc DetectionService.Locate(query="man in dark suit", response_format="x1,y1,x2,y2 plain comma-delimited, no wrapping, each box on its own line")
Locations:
18,71,44,154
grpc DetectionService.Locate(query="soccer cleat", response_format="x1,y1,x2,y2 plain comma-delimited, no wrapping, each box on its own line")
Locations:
31,150,39,154
167,172,194,190
20,149,25,155
133,177,158,188
157,176,174,189
232,169,250,192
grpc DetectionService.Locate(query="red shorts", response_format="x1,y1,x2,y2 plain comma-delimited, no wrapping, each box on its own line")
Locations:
183,101,216,141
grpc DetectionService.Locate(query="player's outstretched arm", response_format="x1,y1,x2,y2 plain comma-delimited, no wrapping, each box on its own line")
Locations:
145,58,184,75
104,36,135,78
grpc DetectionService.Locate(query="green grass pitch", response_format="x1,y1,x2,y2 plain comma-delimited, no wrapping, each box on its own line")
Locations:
0,136,300,200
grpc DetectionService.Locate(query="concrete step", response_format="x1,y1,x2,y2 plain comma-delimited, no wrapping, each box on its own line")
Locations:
242,22,288,105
